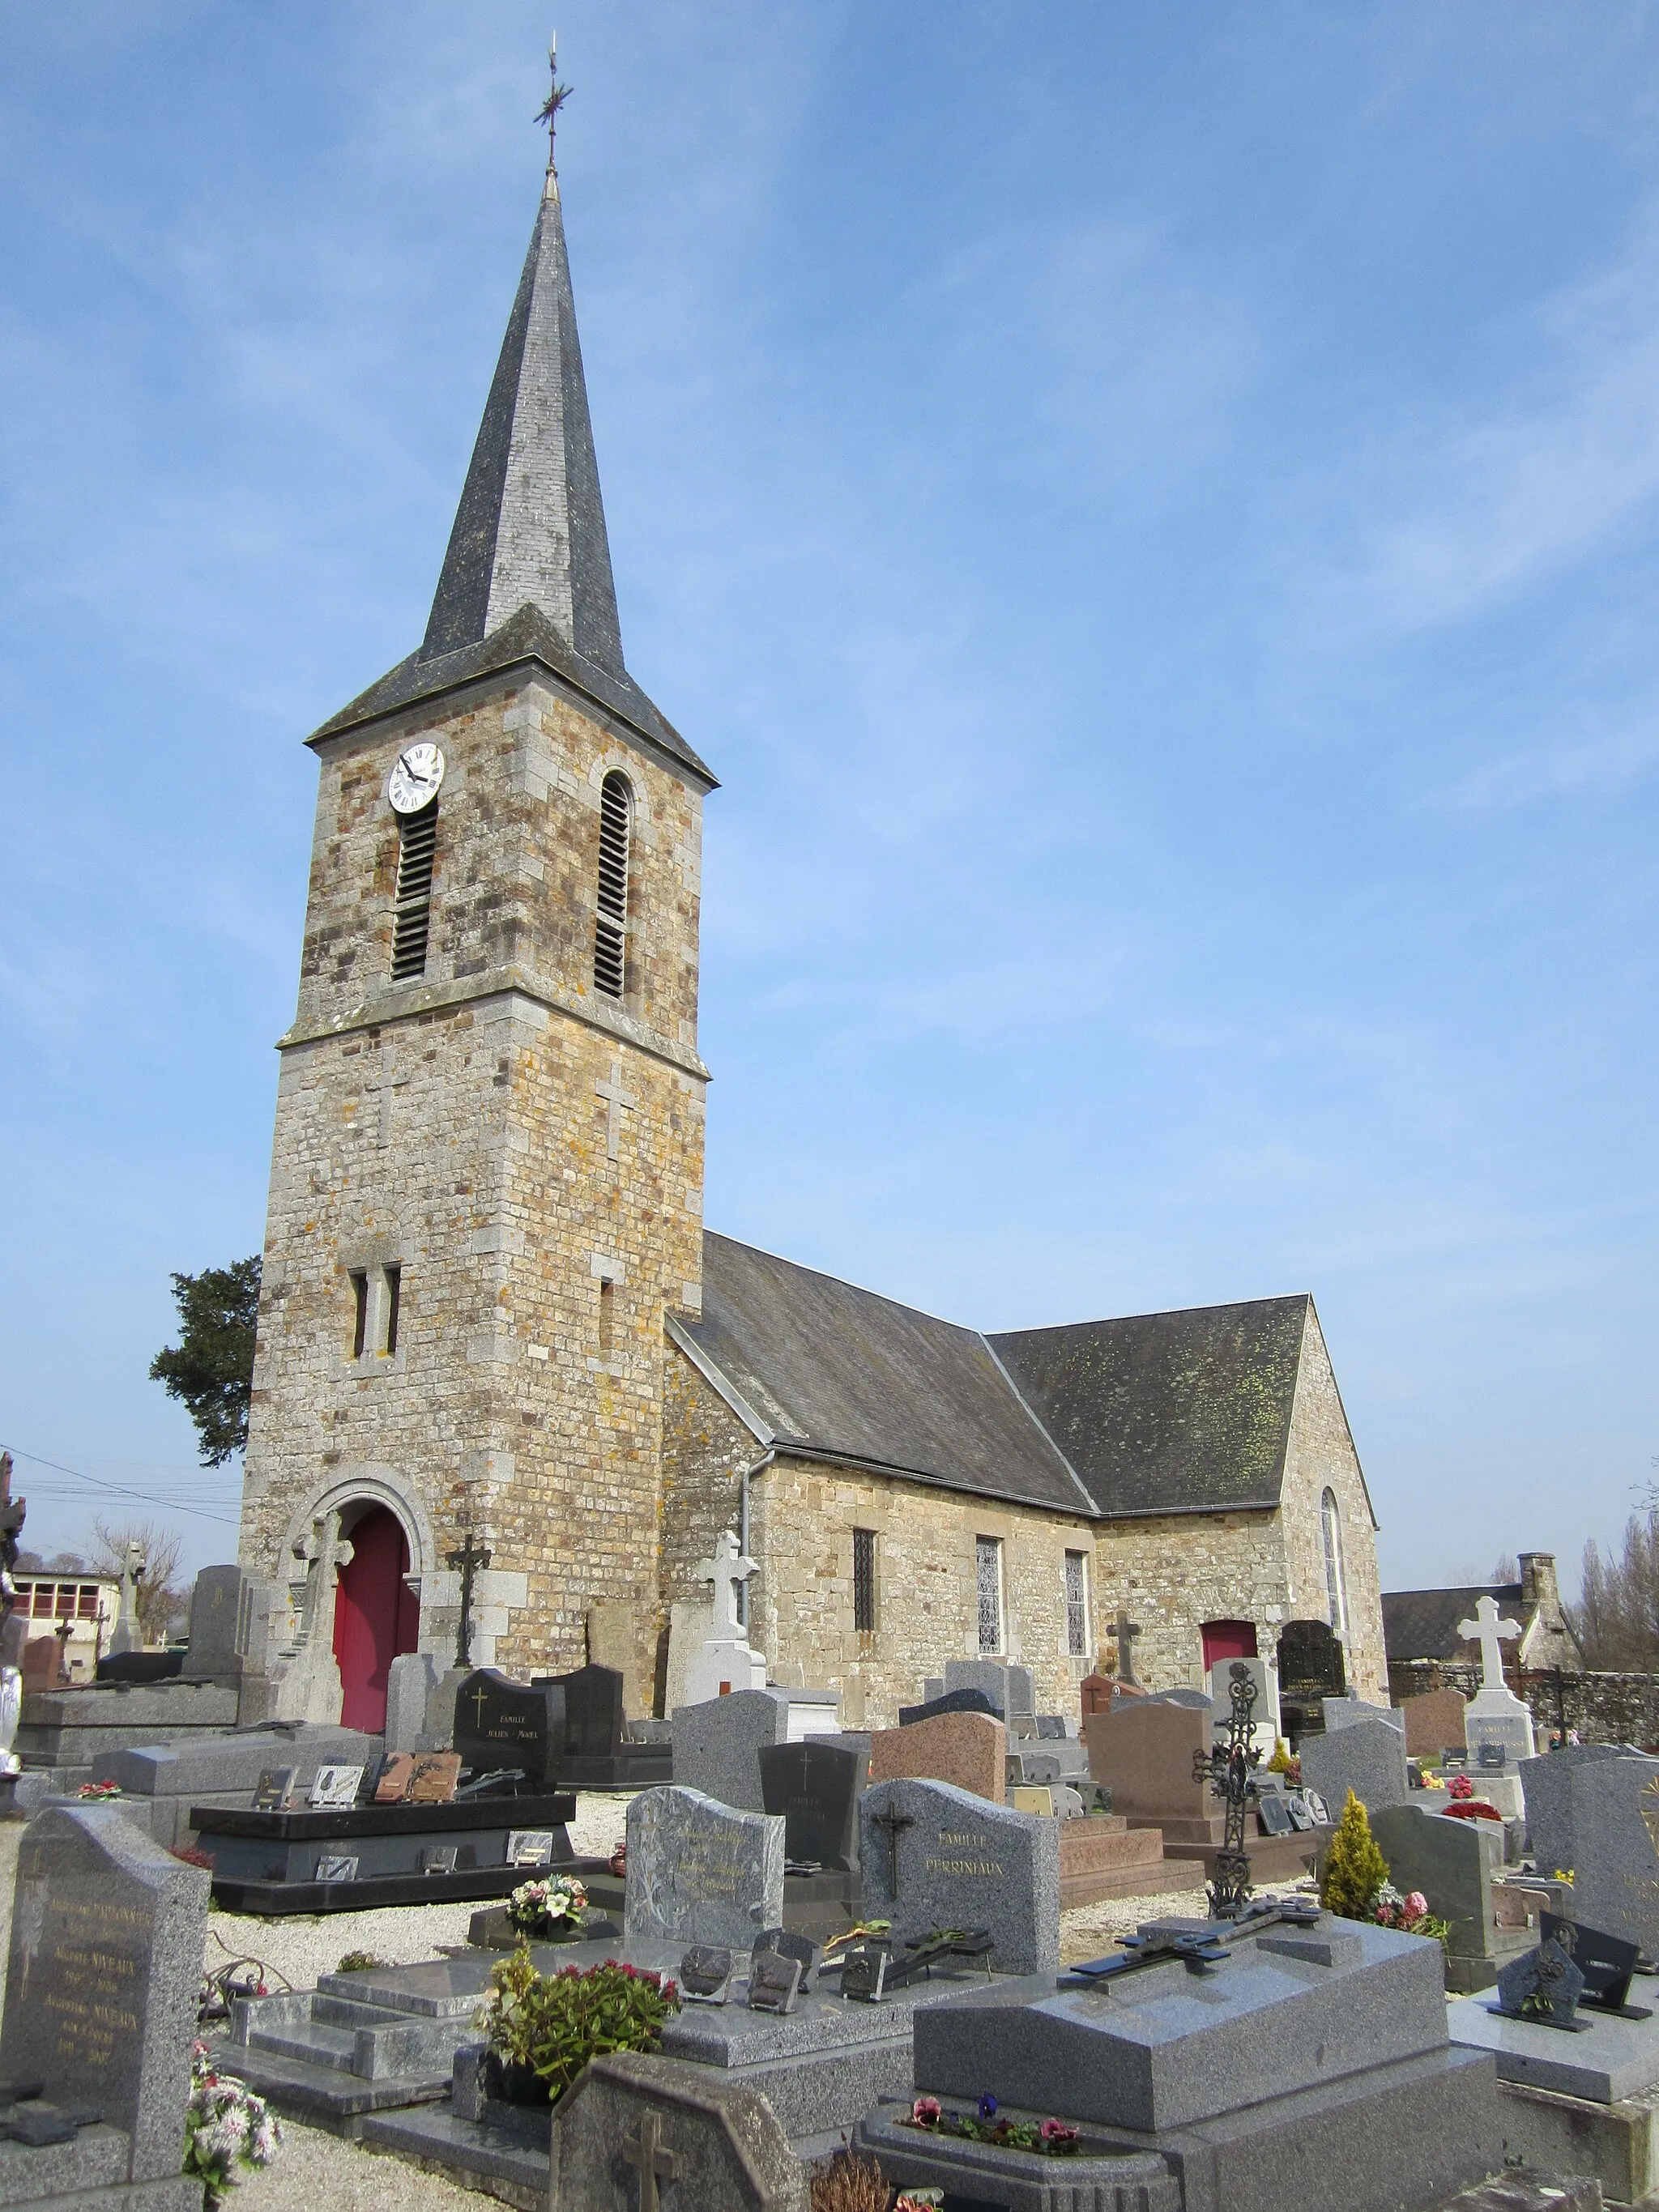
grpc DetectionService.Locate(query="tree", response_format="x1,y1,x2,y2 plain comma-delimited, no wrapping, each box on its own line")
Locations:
1320,1788,1389,1920
86,1518,188,1645
1576,1511,1659,1669
150,1257,261,1467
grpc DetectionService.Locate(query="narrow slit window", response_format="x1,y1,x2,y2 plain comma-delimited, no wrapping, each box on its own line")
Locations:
598,1277,615,1357
391,800,438,981
383,1264,402,1357
853,1528,877,1634
976,1536,1003,1656
349,1271,369,1360
593,771,631,999
1064,1550,1090,1656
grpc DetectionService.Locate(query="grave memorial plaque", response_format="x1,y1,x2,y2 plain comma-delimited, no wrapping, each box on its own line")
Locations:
757,1738,863,1872
407,1751,463,1803
841,1944,889,2003
679,1947,734,2004
1541,1912,1652,2019
420,1845,459,1874
750,1928,821,1993
507,1828,556,1867
746,1951,802,2015
1257,1794,1294,1838
309,1763,365,1809
1,1805,208,2183
254,1767,295,1810
1495,1937,1588,2032
374,1752,416,1803
453,1669,563,1792
315,1855,358,1882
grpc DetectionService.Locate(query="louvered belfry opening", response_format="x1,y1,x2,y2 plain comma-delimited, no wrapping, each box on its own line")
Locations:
391,800,438,981
593,770,631,999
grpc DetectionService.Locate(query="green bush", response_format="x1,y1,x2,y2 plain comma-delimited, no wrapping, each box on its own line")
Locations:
477,1948,680,2103
1320,1788,1389,1920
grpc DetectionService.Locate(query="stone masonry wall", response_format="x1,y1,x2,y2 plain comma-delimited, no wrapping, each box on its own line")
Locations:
1087,1511,1290,1694
1278,1303,1388,1703
242,666,707,1690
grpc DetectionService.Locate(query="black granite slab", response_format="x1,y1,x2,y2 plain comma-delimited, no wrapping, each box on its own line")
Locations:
190,1794,574,1841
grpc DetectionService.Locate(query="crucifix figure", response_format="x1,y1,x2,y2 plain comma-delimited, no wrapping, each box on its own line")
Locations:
693,1529,756,1642
1457,1593,1520,1694
872,1805,914,1898
595,1059,638,1162
620,2110,678,2212
1111,1610,1142,1687
447,1528,493,1670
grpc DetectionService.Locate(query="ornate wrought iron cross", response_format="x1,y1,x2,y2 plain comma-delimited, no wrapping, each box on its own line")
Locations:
1192,1660,1261,1920
446,1528,492,1669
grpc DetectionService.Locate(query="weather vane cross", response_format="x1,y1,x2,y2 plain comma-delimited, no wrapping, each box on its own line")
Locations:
535,32,573,168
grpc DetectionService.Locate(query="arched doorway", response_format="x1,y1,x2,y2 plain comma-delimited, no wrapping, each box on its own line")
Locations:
332,1504,420,1732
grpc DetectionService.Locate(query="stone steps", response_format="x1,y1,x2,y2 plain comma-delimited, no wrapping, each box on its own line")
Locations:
1058,1813,1209,1909
226,1982,486,2118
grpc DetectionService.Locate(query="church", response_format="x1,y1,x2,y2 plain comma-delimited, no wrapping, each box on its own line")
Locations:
237,126,1388,1737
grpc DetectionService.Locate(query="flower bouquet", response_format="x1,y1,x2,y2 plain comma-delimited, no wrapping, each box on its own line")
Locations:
76,1779,122,1800
1371,1882,1453,1951
181,2044,280,2210
507,1873,589,1939
903,2094,1081,2158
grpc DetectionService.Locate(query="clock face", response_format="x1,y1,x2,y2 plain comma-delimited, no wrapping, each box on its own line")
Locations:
388,742,446,814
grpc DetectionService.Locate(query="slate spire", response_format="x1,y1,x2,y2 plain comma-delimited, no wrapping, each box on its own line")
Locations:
420,107,625,678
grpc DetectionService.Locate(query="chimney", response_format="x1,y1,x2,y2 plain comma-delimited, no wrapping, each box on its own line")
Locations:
1519,1553,1560,1617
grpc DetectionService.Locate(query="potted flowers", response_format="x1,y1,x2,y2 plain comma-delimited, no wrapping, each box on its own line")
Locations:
507,1873,590,1940
476,1949,680,2106
181,2044,280,2210
903,2093,1081,2157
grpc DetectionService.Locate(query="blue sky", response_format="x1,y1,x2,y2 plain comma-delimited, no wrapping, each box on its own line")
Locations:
2,4,1655,1593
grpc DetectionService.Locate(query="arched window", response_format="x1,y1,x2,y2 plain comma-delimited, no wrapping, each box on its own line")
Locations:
1321,1487,1349,1643
390,800,438,981
593,771,631,999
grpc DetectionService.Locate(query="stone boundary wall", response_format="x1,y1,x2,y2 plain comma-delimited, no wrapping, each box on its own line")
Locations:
1389,1657,1659,1750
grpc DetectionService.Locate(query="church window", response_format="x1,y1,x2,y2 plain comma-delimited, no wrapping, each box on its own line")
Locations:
383,1264,402,1357
390,800,439,981
976,1536,1004,1656
1064,1551,1090,1656
1321,1487,1349,1643
593,771,631,999
349,1272,369,1360
598,1277,616,1357
853,1528,877,1633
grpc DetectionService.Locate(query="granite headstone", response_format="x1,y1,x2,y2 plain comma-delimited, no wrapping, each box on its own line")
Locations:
757,1738,864,1871
1370,1803,1493,1963
1562,1754,1659,1956
1519,1741,1629,1881
624,1786,785,1950
858,1776,1060,1975
672,1687,791,1813
0,1804,209,2181
182,1564,244,1681
1299,1714,1411,1813
1401,1686,1469,1762
868,1711,1005,1802
896,1687,1001,1727
451,1668,562,1790
549,2051,808,2212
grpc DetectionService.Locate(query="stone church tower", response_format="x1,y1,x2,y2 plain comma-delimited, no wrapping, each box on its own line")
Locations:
238,145,714,1727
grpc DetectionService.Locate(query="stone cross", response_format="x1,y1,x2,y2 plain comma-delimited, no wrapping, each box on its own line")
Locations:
292,1515,353,1643
1458,1594,1521,1694
694,1529,757,1640
1111,1609,1142,1687
108,1541,147,1656
620,2111,678,2212
595,1059,638,1161
446,1528,493,1669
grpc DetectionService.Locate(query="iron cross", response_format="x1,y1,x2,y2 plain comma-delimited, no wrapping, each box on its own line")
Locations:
872,1807,914,1896
535,34,573,167
446,1528,493,1669
620,2110,678,2212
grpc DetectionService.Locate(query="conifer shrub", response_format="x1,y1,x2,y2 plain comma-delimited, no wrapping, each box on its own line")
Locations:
1319,1788,1388,1919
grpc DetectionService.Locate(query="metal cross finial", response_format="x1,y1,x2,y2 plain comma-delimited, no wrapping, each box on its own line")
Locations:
446,1528,493,1669
620,2110,678,2212
535,34,573,168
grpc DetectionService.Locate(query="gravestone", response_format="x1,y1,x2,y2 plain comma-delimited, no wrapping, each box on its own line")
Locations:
1401,1686,1469,1762
182,1564,244,1681
896,1686,1001,1727
859,1776,1060,1975
943,1659,1034,1717
1563,1755,1659,1956
1079,1673,1113,1720
1144,1687,1213,1708
672,1687,791,1812
451,1668,562,1789
1085,1698,1212,1829
1299,1714,1410,1813
544,1661,623,1757
1323,1695,1405,1737
1370,1804,1494,1967
385,1651,439,1753
1519,1741,1628,1880
1460,1596,1537,1764
1,1804,208,2184
624,1786,784,1950
549,2051,808,2212
683,1532,766,1706
757,1738,864,1871
868,1711,1004,1802
1276,1617,1346,1737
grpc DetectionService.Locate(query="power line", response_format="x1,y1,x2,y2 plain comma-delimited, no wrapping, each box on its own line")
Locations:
5,1447,242,1531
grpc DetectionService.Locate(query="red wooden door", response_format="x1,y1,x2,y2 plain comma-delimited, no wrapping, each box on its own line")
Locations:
1201,1618,1258,1673
332,1506,420,1732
